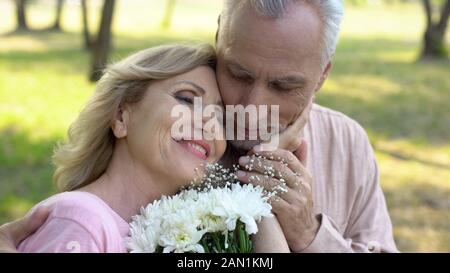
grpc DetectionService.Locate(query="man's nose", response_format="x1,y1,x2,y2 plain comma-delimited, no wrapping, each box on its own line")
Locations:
241,84,272,107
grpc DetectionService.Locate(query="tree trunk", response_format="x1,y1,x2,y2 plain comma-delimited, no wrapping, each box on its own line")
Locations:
437,0,450,35
89,0,116,82
421,0,450,59
422,25,446,58
81,0,91,50
15,0,28,31
51,0,64,31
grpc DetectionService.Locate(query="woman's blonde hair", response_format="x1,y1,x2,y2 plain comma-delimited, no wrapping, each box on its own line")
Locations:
53,43,217,192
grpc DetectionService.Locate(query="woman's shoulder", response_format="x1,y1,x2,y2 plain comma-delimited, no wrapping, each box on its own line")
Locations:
40,192,109,218
21,191,129,252
35,192,127,236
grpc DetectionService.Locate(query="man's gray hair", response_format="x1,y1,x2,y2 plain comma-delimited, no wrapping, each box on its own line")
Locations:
222,0,344,68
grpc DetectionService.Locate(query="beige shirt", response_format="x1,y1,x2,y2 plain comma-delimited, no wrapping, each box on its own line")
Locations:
301,104,398,253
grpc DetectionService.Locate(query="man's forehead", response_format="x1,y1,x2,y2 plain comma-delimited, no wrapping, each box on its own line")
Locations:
218,1,323,57
219,44,312,81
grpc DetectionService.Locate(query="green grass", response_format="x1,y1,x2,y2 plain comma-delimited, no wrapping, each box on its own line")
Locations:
0,1,449,252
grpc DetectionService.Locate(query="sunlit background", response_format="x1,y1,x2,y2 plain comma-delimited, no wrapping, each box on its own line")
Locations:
0,0,449,252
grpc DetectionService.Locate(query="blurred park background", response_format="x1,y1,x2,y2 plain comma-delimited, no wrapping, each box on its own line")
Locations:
0,0,449,252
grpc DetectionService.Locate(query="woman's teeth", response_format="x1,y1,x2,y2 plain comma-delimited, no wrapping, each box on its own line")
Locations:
174,137,209,159
188,142,207,156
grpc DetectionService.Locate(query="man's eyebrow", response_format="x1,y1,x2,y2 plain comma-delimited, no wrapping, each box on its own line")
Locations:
226,60,253,76
269,76,307,87
174,81,206,95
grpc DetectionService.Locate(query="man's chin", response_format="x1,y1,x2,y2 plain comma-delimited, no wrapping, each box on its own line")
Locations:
229,139,263,151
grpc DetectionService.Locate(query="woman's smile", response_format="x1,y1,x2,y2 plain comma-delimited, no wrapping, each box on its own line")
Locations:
174,138,211,160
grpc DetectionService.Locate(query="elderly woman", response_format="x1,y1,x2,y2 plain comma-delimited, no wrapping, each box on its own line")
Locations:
17,44,228,252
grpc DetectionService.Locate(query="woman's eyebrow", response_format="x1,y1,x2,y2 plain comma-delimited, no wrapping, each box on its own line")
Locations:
174,81,206,95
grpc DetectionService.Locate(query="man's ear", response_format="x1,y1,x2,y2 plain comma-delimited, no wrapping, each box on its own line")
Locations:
111,104,130,139
314,61,332,93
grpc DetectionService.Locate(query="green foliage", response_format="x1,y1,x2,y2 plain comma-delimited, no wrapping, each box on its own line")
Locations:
199,221,253,253
0,0,448,252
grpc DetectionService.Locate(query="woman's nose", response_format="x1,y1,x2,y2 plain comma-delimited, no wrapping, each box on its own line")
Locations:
199,105,223,139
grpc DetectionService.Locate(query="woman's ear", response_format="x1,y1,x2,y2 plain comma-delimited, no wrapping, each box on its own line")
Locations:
112,104,130,139
314,61,332,93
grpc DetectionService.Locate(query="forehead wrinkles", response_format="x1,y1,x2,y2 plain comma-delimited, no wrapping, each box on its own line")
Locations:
220,1,323,61
223,38,312,80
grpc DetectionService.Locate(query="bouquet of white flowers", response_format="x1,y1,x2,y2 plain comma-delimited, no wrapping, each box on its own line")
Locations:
125,163,275,253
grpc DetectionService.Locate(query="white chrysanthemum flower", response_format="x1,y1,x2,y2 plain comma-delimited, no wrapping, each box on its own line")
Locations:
126,200,164,253
193,190,228,233
125,221,159,253
159,208,206,253
126,164,274,253
212,184,273,234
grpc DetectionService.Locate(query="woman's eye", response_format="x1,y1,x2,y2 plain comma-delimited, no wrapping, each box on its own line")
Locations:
176,95,194,104
175,91,195,104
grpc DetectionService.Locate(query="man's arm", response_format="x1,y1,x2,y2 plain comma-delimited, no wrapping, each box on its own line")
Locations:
298,130,398,253
0,207,49,253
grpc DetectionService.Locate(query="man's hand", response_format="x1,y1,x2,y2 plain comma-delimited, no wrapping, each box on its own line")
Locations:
236,146,319,252
276,97,313,152
0,207,50,253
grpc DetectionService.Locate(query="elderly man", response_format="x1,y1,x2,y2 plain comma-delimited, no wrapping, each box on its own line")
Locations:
215,0,397,253
0,0,398,253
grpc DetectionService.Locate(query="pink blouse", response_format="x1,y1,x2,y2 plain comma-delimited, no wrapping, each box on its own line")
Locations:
18,191,130,253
